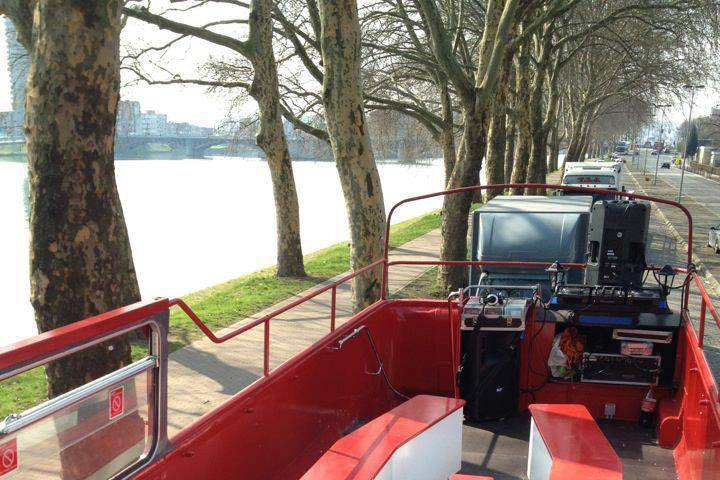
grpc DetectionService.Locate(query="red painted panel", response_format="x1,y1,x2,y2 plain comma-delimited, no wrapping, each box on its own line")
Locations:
529,404,622,480
673,321,720,480
0,299,167,373
136,300,455,480
449,475,494,480
300,395,464,479
0,439,18,477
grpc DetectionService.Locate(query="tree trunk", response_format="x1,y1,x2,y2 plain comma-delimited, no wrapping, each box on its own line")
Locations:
248,0,305,277
439,79,456,188
510,43,531,194
25,1,138,397
438,111,485,291
504,115,516,183
577,111,595,161
548,119,560,173
526,73,546,194
564,110,586,163
431,0,516,293
484,53,511,201
484,97,506,201
318,0,386,309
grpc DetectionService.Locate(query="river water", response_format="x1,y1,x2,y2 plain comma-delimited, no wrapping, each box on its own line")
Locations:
0,157,445,346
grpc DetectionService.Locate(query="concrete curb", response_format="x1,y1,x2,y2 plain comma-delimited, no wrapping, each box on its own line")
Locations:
627,168,720,297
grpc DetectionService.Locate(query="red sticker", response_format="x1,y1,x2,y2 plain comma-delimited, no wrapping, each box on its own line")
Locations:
109,386,124,420
0,438,18,476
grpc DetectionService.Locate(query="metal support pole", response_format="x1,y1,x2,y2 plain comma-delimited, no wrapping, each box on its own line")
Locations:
678,85,703,202
653,151,660,185
643,147,648,175
653,106,668,186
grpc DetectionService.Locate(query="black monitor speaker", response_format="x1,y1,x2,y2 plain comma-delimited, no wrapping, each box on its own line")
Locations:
459,330,519,421
584,199,650,287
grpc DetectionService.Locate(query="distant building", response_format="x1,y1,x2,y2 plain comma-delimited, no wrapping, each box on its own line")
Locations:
117,100,141,136
139,110,168,136
1,20,216,140
0,110,22,138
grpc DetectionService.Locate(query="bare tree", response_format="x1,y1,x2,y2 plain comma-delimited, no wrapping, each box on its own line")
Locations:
316,0,387,308
124,1,309,277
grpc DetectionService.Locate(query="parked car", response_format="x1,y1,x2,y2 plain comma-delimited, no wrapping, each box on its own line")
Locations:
708,225,720,253
651,149,659,155
661,161,671,169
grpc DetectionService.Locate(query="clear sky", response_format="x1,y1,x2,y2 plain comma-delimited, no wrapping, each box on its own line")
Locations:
0,15,235,128
0,12,717,130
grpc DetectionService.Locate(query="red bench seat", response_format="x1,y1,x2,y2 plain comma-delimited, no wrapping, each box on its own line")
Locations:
449,475,493,479
301,395,465,480
528,404,622,480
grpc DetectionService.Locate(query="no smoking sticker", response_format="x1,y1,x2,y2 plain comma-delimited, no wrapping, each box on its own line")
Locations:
0,438,18,476
109,386,124,420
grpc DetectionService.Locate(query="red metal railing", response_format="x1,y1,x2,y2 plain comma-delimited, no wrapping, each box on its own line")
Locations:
164,183,697,378
381,183,694,294
169,259,385,376
689,271,720,349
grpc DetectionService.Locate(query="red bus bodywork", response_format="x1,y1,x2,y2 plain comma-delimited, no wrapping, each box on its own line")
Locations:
1,184,718,479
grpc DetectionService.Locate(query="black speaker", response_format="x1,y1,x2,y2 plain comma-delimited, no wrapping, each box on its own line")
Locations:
584,200,650,287
459,330,519,421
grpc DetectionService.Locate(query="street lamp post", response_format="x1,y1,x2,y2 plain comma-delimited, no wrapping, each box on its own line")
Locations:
653,104,671,185
678,84,704,203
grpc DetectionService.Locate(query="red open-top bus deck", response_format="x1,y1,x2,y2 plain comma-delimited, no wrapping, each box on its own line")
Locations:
1,184,718,479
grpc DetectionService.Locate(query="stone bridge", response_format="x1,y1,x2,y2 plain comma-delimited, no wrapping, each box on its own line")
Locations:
115,135,257,157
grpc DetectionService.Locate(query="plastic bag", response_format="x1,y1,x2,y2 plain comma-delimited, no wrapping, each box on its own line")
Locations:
548,333,572,378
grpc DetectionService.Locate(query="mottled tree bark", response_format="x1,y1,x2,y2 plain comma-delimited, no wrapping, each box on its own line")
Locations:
484,96,507,201
564,109,587,163
510,42,531,194
504,115,516,183
525,75,545,194
318,0,386,309
248,0,305,277
24,1,138,396
439,79,456,188
431,0,518,292
438,112,485,290
0,0,34,48
548,119,560,172
578,125,592,161
484,51,512,201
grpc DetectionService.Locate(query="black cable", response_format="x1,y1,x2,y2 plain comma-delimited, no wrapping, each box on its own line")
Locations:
520,295,551,395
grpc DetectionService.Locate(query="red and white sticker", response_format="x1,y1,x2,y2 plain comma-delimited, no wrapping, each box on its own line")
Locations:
109,386,125,420
0,438,18,476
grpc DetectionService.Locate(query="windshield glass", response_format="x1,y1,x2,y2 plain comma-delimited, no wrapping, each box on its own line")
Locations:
563,174,616,185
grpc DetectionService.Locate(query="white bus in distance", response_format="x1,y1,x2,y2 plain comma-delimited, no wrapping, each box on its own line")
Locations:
561,161,623,200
